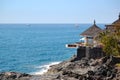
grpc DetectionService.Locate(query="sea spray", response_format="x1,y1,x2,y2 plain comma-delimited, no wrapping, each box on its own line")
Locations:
30,62,60,75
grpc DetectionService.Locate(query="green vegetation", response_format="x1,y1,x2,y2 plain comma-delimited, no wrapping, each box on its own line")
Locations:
96,25,120,56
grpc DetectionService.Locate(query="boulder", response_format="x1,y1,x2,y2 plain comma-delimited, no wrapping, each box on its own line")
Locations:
0,72,32,80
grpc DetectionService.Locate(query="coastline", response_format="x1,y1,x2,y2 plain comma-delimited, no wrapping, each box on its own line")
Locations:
1,55,120,80
30,62,61,75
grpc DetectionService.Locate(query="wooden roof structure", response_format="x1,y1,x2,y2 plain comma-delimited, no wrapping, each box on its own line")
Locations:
112,13,120,25
81,20,102,37
105,13,120,31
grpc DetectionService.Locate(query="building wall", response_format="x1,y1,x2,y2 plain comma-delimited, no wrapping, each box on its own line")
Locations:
77,47,86,59
77,46,105,59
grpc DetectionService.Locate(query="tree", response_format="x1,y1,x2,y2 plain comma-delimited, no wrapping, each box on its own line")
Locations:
96,25,120,56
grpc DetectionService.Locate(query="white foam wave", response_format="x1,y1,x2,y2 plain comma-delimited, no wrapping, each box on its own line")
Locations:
30,62,60,75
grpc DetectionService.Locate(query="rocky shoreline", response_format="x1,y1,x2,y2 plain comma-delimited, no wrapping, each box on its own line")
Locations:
0,72,32,80
1,56,120,80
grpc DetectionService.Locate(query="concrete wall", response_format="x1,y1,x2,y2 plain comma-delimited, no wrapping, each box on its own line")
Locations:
77,47,86,59
77,46,105,59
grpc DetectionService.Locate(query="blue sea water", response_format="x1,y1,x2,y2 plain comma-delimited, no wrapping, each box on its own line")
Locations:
0,24,105,74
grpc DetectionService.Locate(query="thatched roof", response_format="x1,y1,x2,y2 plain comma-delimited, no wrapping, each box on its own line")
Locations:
81,20,102,37
105,13,120,31
112,13,120,25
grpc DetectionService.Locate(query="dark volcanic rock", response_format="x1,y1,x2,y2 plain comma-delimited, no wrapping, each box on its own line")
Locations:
1,56,120,80
0,72,32,80
39,56,120,80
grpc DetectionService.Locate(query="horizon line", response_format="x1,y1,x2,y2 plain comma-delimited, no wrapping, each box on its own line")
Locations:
0,22,111,24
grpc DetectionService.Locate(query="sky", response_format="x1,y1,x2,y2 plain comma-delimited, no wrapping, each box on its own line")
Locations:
0,0,120,24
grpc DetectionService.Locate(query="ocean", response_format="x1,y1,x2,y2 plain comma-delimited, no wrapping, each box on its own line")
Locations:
0,24,105,75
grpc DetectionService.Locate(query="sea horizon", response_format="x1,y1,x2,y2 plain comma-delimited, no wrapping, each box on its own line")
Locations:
0,23,109,25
